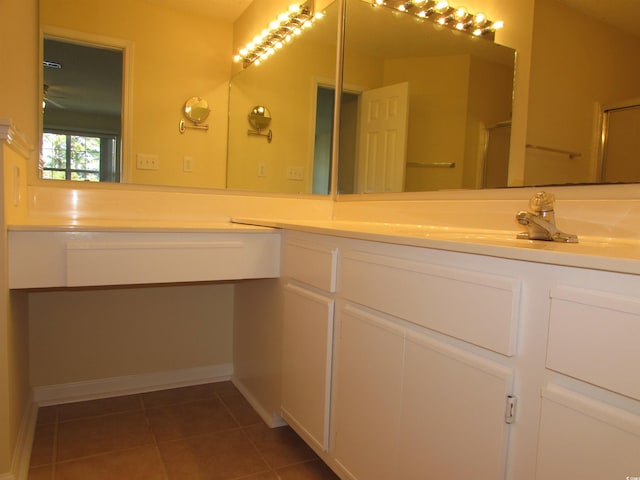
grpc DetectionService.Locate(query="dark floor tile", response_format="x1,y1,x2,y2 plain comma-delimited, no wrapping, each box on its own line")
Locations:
277,459,341,479
56,394,142,422
36,406,57,425
244,424,317,469
27,464,52,480
220,392,263,427
56,411,155,461
211,380,241,399
147,397,239,442
55,446,167,480
30,423,56,466
239,472,280,480
142,383,219,409
158,428,269,480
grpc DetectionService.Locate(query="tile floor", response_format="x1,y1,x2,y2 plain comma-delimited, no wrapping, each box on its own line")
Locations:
29,381,340,480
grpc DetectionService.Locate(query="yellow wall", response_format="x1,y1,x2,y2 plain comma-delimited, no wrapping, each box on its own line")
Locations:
40,0,232,189
227,26,338,193
0,0,38,474
29,283,234,386
526,0,640,186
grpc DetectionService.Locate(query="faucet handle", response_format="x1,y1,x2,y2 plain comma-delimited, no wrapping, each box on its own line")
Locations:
529,191,555,212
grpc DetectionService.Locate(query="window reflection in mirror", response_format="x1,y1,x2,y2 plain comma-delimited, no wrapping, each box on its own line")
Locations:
42,38,123,182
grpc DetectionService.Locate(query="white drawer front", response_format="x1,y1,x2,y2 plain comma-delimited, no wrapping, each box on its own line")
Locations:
9,231,280,288
282,239,338,292
547,285,640,400
340,250,520,356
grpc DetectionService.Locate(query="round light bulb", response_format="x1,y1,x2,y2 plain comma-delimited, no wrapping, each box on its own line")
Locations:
435,1,449,12
493,20,504,29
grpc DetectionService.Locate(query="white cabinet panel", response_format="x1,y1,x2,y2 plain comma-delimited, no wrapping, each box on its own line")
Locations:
341,250,520,356
332,304,404,480
282,238,338,292
548,286,640,400
398,331,513,479
536,385,640,480
281,283,334,452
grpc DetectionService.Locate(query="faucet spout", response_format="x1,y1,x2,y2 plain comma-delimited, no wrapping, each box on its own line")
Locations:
516,192,578,243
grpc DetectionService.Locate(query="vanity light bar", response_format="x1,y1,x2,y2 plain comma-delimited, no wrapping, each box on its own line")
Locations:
371,0,503,38
233,1,323,68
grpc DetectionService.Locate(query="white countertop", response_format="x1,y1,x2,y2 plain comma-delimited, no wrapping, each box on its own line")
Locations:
8,218,277,234
233,218,640,275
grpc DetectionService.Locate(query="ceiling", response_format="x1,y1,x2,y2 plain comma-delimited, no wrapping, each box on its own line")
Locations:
557,0,640,38
144,0,252,22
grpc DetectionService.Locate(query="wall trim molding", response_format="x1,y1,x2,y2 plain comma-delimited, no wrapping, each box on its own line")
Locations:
232,376,286,429
1,398,38,480
0,119,33,159
32,363,233,406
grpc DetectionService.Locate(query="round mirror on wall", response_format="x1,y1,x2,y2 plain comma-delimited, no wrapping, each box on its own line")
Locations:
183,96,210,124
248,106,271,131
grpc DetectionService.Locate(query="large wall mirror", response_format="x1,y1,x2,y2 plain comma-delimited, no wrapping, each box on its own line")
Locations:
227,0,339,194
38,0,640,197
337,0,640,195
338,0,515,194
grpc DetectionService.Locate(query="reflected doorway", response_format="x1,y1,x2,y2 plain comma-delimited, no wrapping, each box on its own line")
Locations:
313,87,359,195
42,37,123,182
601,102,640,183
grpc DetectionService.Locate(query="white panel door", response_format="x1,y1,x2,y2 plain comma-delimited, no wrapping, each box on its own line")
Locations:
397,331,513,479
332,304,404,480
356,81,409,193
536,386,640,480
281,283,334,453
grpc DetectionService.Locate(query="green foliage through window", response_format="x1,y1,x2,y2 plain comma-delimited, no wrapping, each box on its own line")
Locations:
41,132,119,182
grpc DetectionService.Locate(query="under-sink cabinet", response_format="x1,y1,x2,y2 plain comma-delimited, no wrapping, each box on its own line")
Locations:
276,230,640,480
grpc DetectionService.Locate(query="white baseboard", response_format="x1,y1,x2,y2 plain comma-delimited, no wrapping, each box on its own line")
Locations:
32,363,233,406
0,396,38,480
231,377,286,429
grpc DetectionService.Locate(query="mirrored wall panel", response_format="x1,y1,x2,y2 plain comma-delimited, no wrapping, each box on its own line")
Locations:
227,1,339,194
338,0,516,194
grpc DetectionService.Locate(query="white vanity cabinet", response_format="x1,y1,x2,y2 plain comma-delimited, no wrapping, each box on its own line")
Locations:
276,229,640,480
280,232,338,453
332,244,518,480
535,281,640,480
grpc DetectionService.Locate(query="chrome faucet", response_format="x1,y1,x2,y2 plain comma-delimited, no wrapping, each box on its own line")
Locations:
516,192,578,243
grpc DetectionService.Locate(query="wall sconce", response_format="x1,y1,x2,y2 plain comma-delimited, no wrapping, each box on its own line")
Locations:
247,106,273,143
233,1,324,68
369,0,503,38
179,96,210,133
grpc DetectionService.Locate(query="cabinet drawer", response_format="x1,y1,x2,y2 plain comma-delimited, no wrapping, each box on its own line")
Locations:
340,250,520,356
547,286,640,400
9,231,280,288
282,238,338,292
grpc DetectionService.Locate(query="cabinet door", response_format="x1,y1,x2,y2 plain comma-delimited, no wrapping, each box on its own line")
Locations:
398,331,514,479
281,283,334,452
536,385,640,479
332,304,404,480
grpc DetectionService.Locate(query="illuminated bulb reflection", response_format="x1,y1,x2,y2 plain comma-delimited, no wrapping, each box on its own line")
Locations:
234,2,321,67
370,0,503,38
